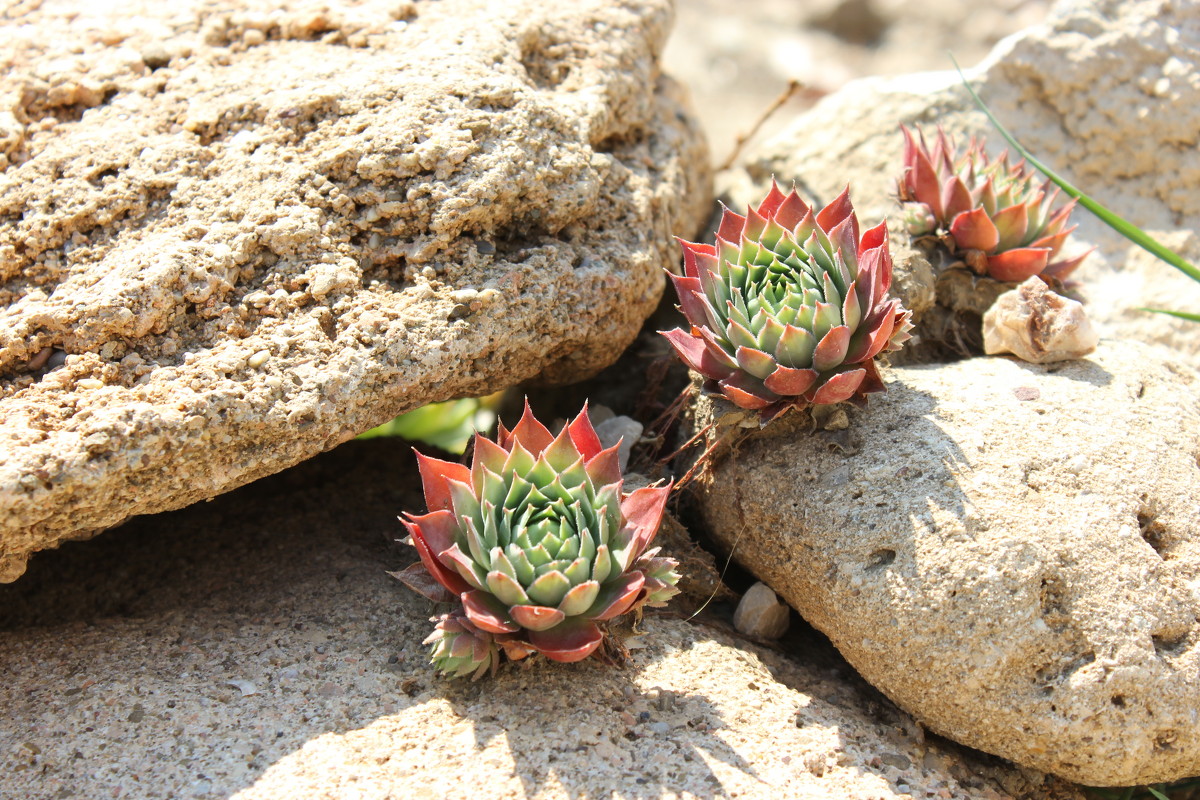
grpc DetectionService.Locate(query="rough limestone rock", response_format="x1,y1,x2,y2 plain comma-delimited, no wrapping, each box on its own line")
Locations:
692,340,1200,785
983,278,1098,364
723,0,1200,365
0,0,712,581
0,440,1080,800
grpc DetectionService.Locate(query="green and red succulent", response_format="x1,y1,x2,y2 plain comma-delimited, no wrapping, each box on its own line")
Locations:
423,612,505,680
398,402,680,677
662,181,912,420
899,125,1089,284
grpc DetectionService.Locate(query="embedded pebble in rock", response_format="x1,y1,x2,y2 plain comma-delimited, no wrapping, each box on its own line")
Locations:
733,581,791,639
0,440,1079,800
595,415,644,472
0,0,712,581
693,340,1200,785
983,278,1098,364
722,0,1200,366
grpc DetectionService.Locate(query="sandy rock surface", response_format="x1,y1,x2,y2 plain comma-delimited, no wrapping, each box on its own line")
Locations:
0,0,712,581
692,340,1200,785
721,0,1200,364
0,439,1080,800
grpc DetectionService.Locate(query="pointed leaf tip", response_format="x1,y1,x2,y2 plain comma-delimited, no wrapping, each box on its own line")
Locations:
566,402,604,461
415,450,471,513
621,483,672,557
509,399,555,456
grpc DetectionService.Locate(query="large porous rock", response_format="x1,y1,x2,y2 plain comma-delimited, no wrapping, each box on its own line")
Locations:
0,0,712,581
0,440,1080,800
692,340,1200,785
722,0,1200,364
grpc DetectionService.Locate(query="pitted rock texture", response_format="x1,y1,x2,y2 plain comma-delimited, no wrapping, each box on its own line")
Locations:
0,0,712,581
722,0,1200,364
0,440,1081,800
692,341,1200,785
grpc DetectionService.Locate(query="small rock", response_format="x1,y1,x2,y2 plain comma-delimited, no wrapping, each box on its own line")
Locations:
140,42,172,69
733,581,790,639
45,349,68,370
982,277,1098,364
594,415,643,472
26,348,51,371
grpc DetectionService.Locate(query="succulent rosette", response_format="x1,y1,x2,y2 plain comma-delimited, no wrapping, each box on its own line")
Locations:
423,612,504,680
661,181,912,420
399,402,679,667
899,125,1089,283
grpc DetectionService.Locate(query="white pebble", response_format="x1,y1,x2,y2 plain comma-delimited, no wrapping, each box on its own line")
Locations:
225,679,258,697
733,582,791,639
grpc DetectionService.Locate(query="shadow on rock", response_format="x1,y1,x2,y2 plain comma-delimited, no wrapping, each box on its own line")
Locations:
436,656,755,800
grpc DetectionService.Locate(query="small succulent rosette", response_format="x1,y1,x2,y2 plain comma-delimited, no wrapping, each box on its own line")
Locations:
661,181,912,421
397,402,680,678
898,125,1089,284
423,612,506,681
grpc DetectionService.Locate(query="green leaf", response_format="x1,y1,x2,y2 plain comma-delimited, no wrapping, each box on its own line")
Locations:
355,395,501,451
1139,308,1200,322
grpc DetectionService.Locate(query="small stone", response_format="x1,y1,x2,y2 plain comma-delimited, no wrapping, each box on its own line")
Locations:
76,378,104,390
248,350,270,369
26,348,51,371
812,405,849,431
140,43,172,68
594,416,643,472
1013,386,1040,401
46,349,68,370
83,432,112,453
733,581,790,639
982,277,1098,364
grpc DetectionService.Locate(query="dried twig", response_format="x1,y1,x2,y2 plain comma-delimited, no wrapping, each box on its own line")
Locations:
657,420,715,466
717,80,805,172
